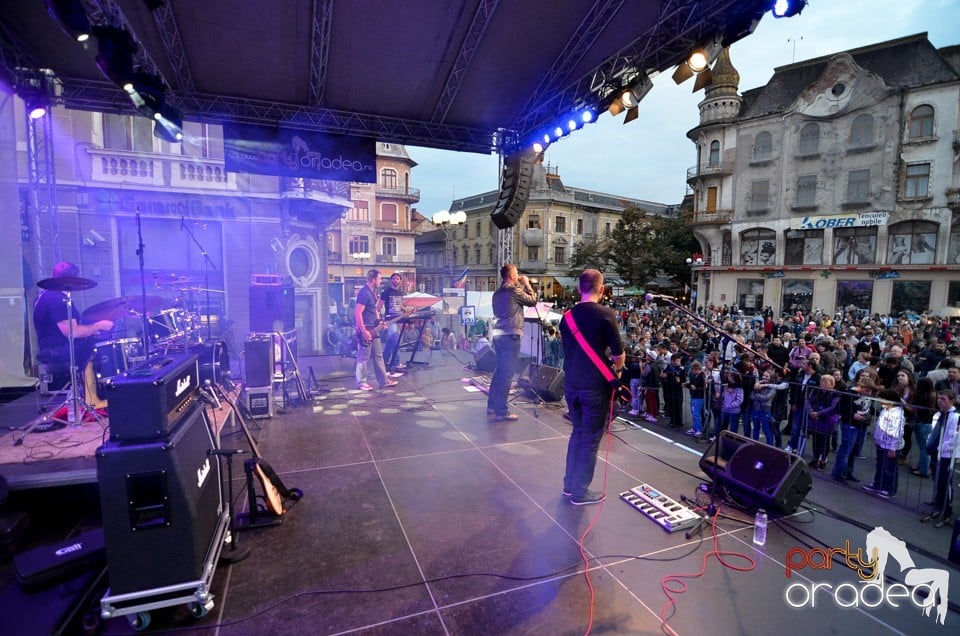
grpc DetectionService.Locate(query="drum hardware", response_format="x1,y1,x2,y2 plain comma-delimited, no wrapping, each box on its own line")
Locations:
83,295,164,323
92,338,143,399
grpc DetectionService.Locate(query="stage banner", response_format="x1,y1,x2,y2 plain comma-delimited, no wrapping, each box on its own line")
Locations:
223,123,377,182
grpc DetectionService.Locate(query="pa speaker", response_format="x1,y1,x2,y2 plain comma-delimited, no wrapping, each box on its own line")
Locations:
96,404,224,594
474,345,496,372
699,431,811,516
490,149,538,229
530,365,565,402
249,283,295,332
244,336,274,386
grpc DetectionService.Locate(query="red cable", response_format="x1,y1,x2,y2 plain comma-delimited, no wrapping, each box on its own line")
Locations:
658,507,756,635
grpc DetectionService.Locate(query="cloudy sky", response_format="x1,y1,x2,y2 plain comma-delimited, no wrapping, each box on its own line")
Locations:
408,0,960,218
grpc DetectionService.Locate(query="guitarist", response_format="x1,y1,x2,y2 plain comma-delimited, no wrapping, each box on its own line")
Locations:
354,269,399,391
381,272,409,374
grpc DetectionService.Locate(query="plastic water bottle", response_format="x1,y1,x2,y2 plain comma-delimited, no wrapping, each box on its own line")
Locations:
753,509,768,546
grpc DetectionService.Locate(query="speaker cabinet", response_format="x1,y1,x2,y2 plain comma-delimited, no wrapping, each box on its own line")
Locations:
530,365,565,402
244,336,274,386
474,346,496,372
699,431,811,516
249,283,295,332
96,404,223,594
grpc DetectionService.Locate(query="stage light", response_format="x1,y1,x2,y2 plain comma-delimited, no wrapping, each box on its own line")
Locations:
532,141,544,154
772,0,807,18
567,119,578,132
623,106,639,125
26,96,48,120
124,72,165,118
581,109,595,123
46,0,92,43
153,105,183,142
553,126,564,139
620,76,653,109
93,26,136,86
673,38,721,85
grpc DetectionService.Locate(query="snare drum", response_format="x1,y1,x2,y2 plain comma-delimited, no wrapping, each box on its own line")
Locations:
92,338,143,398
147,308,187,344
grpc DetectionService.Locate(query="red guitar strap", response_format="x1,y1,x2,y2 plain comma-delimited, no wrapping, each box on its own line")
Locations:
564,310,617,384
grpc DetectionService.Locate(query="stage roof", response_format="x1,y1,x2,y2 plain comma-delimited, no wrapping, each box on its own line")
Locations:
1,0,774,154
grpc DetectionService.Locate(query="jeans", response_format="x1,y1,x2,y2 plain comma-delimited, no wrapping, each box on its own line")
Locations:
914,422,932,475
690,398,704,434
356,334,387,387
750,409,774,444
833,424,857,479
872,445,899,494
382,323,401,368
629,378,643,413
487,335,521,416
788,407,806,450
720,411,739,434
563,388,611,498
739,409,753,439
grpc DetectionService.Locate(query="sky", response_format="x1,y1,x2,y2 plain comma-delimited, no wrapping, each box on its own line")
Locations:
408,0,960,218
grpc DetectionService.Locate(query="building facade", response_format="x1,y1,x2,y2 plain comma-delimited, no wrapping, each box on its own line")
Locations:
686,34,960,316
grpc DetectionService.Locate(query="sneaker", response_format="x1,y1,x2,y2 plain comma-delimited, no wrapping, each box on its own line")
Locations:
383,380,399,388
876,490,892,499
644,414,657,422
495,412,519,421
562,488,572,497
784,445,794,453
396,363,408,369
934,515,953,528
387,372,404,378
358,382,374,391
570,489,606,506
627,410,640,417
686,429,701,437
861,485,881,494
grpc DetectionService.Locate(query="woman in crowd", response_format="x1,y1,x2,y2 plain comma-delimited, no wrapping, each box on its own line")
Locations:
805,374,841,470
907,376,937,477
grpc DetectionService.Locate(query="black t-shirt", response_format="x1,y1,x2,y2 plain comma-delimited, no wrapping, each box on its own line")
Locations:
381,287,405,320
560,302,623,391
356,285,380,327
34,291,70,350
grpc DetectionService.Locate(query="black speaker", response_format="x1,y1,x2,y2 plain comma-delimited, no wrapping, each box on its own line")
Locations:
249,283,295,332
244,336,274,386
96,404,223,594
475,345,496,372
491,149,537,229
699,431,812,516
530,365,565,402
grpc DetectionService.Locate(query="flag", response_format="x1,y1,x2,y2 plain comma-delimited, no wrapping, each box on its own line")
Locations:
684,283,690,296
454,268,469,288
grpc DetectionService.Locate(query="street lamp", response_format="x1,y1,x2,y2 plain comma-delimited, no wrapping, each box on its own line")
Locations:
432,210,466,289
349,251,370,308
686,255,704,311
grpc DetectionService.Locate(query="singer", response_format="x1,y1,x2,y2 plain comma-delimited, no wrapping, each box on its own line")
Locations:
487,264,538,422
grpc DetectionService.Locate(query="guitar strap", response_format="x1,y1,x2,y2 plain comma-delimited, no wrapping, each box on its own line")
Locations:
564,310,616,384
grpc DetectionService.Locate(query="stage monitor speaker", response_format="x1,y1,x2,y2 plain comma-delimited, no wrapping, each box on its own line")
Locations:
699,430,811,516
474,346,496,372
530,365,564,402
96,404,223,595
244,336,274,386
249,283,295,332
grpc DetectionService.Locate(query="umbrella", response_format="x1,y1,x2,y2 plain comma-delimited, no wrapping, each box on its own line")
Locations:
402,292,442,309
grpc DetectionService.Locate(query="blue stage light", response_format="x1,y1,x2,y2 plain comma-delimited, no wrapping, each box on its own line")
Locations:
581,110,595,124
772,0,806,18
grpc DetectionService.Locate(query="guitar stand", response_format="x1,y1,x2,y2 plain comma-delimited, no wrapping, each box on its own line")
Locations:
235,458,287,530
208,448,251,563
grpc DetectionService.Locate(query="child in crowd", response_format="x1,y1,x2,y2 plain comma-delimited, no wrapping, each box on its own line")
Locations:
863,388,906,498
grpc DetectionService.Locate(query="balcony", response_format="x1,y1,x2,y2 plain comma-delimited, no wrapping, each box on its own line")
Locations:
947,188,960,210
376,253,416,265
87,148,237,190
522,228,544,246
518,260,546,274
686,159,734,184
375,185,421,202
687,209,732,226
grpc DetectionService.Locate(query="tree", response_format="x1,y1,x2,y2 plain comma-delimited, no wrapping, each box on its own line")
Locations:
609,207,698,287
567,235,615,277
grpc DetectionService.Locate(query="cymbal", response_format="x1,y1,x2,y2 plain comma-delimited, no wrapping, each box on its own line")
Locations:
37,276,98,292
83,295,165,322
154,273,200,287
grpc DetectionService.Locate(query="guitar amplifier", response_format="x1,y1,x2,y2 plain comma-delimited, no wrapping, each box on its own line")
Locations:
105,352,199,442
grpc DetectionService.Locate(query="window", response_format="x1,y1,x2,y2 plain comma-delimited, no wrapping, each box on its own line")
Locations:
708,140,720,166
463,223,468,239
528,215,540,229
747,180,768,211
740,229,776,266
103,113,153,151
836,280,873,315
382,237,397,256
380,168,397,189
380,202,398,223
348,201,369,221
706,186,718,211
576,218,583,235
846,169,870,203
604,222,611,236
784,229,823,265
833,227,877,265
475,221,481,237
798,122,820,155
348,235,370,254
527,246,539,261
474,245,481,264
795,175,818,207
950,212,960,264
181,122,222,158
554,245,565,263
903,163,930,199
753,131,773,161
555,216,566,233
782,279,814,315
461,245,468,265
891,281,931,316
850,114,874,146
736,279,764,311
908,105,934,139
888,221,937,265
488,244,495,264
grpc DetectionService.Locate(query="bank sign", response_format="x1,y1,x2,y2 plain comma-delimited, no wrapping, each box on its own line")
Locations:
792,211,889,230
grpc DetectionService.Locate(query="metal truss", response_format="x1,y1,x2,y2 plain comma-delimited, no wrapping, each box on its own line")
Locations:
308,0,334,107
27,110,60,273
149,0,196,93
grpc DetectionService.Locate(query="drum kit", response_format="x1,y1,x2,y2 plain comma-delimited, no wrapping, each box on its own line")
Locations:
33,274,228,424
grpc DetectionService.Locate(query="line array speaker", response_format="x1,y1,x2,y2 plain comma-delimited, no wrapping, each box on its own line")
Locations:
699,430,811,516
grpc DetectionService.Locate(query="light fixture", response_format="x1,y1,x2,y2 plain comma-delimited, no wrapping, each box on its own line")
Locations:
93,26,136,86
124,72,165,118
672,37,722,85
153,104,184,142
620,75,653,109
46,0,91,43
772,0,807,18
26,95,49,120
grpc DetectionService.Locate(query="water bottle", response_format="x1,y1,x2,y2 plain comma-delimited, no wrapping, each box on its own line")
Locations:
753,509,768,546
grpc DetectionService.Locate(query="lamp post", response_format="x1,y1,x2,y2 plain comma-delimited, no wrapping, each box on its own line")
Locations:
350,251,370,309
686,255,704,311
431,210,466,289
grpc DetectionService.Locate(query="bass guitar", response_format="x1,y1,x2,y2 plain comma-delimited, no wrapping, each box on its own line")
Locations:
221,387,302,516
356,308,429,347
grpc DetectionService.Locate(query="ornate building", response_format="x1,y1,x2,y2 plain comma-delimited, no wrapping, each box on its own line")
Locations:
687,35,960,316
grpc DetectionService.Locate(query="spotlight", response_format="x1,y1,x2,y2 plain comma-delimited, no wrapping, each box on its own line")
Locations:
93,26,136,86
623,107,639,125
567,119,578,132
46,0,92,43
673,38,722,85
772,0,807,18
532,141,544,154
619,76,653,109
153,104,183,142
581,109,595,123
124,72,165,118
26,95,49,120
553,126,564,139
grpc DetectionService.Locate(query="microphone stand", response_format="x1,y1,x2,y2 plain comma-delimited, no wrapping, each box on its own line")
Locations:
181,216,217,342
135,208,151,357
644,295,781,539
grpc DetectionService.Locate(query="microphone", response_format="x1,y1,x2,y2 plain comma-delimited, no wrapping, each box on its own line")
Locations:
180,215,185,231
199,380,222,409
645,292,679,302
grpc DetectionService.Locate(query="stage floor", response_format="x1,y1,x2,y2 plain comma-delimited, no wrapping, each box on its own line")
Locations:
1,348,957,634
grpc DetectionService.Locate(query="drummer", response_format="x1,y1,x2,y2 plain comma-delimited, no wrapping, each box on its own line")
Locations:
33,262,114,368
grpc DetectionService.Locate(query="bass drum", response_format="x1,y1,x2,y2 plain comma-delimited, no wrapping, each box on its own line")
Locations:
92,338,143,399
146,308,188,345
190,340,230,385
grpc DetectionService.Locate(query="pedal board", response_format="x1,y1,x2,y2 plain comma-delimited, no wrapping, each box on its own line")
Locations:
620,483,701,533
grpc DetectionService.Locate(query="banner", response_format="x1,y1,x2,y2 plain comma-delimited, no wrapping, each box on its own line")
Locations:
791,211,889,230
223,123,376,182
